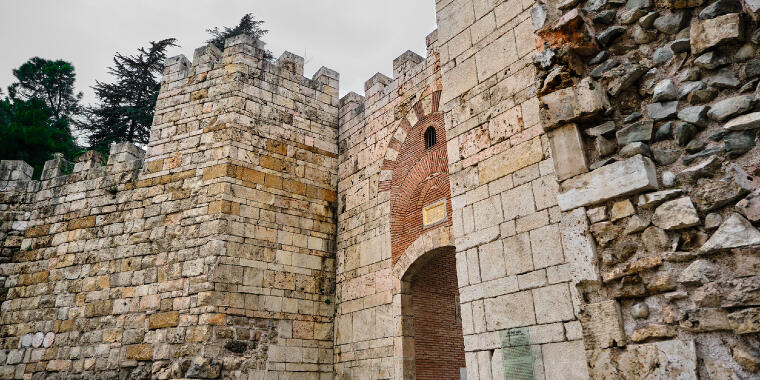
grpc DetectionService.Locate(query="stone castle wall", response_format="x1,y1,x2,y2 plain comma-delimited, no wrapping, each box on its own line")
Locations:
0,35,340,379
435,0,591,378
2,0,760,378
333,32,449,379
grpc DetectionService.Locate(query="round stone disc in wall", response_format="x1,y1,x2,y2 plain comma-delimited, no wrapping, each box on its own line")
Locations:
33,332,44,348
43,332,55,348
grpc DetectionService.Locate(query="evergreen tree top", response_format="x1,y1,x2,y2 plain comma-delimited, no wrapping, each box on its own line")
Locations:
206,13,273,59
82,38,177,152
7,57,83,129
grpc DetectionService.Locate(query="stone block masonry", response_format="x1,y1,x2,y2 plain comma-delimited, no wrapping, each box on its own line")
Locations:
0,35,339,379
435,0,590,378
3,0,760,377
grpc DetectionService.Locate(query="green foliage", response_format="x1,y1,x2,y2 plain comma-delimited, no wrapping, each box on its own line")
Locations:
82,39,177,153
0,98,80,177
7,57,83,131
206,13,273,60
0,58,82,178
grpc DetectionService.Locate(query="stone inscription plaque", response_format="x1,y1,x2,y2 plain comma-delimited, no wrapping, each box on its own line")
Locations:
422,199,447,226
500,327,534,380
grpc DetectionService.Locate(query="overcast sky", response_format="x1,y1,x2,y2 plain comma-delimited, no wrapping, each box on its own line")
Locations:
0,1,437,105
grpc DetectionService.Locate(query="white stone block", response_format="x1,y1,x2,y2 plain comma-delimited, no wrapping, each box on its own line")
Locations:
542,340,590,380
484,291,536,330
533,284,575,324
479,240,507,281
560,208,601,284
548,124,588,181
503,232,534,275
530,224,564,270
557,155,658,211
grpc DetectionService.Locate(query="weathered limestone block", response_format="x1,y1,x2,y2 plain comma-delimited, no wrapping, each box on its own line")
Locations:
723,276,760,307
681,308,731,332
610,200,635,221
484,291,536,330
126,344,154,361
277,51,305,76
578,300,626,350
723,112,760,131
185,357,222,379
479,137,543,185
637,189,683,209
540,77,610,130
737,189,760,222
41,154,69,180
561,208,601,284
734,246,760,277
542,340,591,380
558,155,659,211
587,340,698,379
149,311,180,329
690,13,743,54
678,259,718,285
548,123,588,181
534,284,575,323
591,221,622,247
733,344,760,372
651,197,701,230
699,213,760,253
728,308,760,334
630,324,677,342
692,167,754,212
602,254,663,282
475,30,518,82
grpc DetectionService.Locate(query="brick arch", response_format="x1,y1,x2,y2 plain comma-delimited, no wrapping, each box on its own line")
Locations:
381,91,452,265
392,225,454,280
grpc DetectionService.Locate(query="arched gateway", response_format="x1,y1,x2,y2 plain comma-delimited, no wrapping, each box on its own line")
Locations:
384,90,466,379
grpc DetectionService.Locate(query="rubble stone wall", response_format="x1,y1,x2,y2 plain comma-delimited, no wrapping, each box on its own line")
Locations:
533,0,760,375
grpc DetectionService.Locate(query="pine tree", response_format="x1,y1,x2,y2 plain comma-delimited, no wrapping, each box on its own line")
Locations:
1,58,82,177
0,98,80,177
82,38,177,152
206,13,273,60
7,57,83,132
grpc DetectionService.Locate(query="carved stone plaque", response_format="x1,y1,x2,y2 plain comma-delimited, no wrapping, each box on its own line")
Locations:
422,199,447,226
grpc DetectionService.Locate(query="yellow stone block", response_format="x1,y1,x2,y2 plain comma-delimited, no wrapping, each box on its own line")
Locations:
479,137,543,185
125,344,153,361
148,311,180,329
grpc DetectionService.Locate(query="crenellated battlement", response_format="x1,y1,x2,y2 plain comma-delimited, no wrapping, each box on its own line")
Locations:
393,50,424,79
339,29,440,123
0,142,146,198
160,35,340,101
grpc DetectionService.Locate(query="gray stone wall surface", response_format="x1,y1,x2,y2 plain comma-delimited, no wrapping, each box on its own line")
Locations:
534,0,760,376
